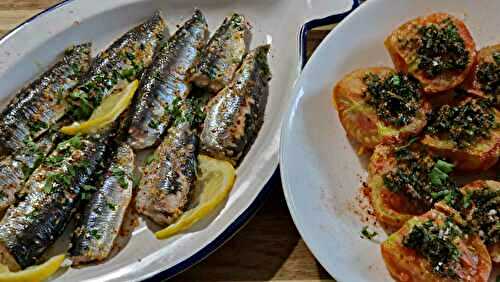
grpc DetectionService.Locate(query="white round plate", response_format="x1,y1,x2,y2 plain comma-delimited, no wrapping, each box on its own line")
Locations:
0,0,354,281
280,0,500,281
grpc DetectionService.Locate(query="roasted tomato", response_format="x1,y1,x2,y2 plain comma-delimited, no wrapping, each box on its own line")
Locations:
381,209,491,282
468,44,500,107
422,98,500,171
385,13,476,94
333,67,431,148
459,180,500,263
368,138,458,229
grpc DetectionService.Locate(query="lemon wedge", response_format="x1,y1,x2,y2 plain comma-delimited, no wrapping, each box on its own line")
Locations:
0,254,65,282
60,80,139,135
155,155,236,239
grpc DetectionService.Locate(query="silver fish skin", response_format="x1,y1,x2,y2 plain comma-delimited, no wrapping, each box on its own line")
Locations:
126,10,208,150
70,143,134,265
0,43,91,155
0,129,62,214
200,45,271,164
189,13,251,93
0,132,111,270
67,12,166,121
136,121,197,226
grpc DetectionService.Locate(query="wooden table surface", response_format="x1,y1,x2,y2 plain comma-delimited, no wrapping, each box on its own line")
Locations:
1,1,335,281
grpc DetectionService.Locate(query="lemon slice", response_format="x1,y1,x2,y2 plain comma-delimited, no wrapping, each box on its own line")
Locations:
155,155,236,239
60,80,139,135
0,254,65,282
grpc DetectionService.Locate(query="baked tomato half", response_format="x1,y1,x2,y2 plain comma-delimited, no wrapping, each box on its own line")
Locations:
333,67,431,149
381,209,491,282
368,138,458,229
459,180,500,263
468,44,500,107
385,13,476,94
422,98,500,171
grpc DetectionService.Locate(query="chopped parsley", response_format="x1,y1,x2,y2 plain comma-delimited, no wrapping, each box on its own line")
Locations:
90,229,102,240
107,201,117,211
403,218,462,277
43,172,72,193
68,89,94,120
111,166,128,188
148,119,160,129
21,138,43,160
164,97,183,123
165,95,209,127
363,72,422,127
67,49,142,121
30,121,48,133
414,18,470,77
81,184,96,200
45,155,64,166
361,226,378,240
426,99,496,148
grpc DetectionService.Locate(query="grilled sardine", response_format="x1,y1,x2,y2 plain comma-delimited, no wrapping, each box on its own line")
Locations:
136,121,197,225
126,10,208,149
0,131,113,270
189,13,251,93
67,12,166,121
200,45,271,164
0,129,63,214
71,143,134,265
0,44,91,155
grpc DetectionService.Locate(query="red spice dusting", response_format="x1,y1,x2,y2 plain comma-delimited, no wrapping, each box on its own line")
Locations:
351,182,378,226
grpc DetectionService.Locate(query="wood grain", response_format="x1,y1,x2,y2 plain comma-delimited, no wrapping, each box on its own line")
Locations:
1,1,334,281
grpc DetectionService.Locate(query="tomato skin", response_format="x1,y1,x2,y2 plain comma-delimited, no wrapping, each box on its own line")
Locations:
385,13,477,94
368,140,425,229
459,180,500,263
333,67,431,149
381,209,492,282
421,107,500,172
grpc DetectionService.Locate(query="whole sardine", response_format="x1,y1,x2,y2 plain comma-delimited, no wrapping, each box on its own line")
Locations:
0,128,63,214
0,44,91,155
200,45,271,164
67,12,166,121
136,121,197,225
0,131,112,270
71,143,134,265
189,13,251,93
126,10,208,149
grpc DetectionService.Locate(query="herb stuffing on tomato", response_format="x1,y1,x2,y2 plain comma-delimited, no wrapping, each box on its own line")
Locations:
381,209,491,282
470,45,500,107
456,180,500,263
385,13,476,93
422,98,500,171
368,138,461,228
333,67,431,148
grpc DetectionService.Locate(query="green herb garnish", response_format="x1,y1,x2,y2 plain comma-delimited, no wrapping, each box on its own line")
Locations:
111,166,128,188
30,121,48,133
363,72,422,127
361,226,378,240
403,218,462,277
107,201,117,211
415,18,469,77
426,99,495,148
